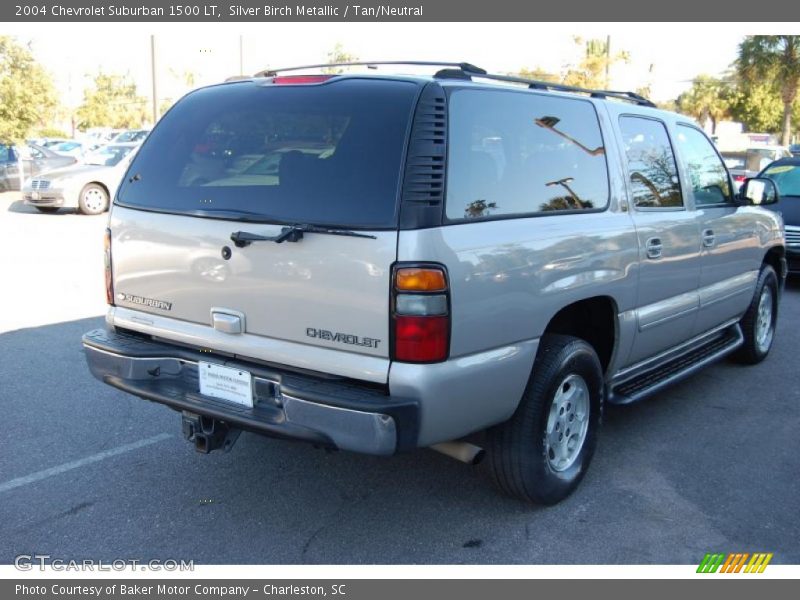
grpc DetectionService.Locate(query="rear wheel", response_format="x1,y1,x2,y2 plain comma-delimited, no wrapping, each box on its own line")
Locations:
734,265,779,364
34,206,59,214
487,334,603,505
78,183,109,215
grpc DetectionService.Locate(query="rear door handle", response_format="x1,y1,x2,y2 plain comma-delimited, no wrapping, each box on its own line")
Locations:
702,229,715,247
645,237,663,259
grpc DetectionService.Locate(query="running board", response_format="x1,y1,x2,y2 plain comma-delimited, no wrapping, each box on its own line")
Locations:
608,325,744,405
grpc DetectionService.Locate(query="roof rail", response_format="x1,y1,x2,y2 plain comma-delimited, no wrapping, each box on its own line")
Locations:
252,60,656,108
254,61,487,78
434,69,656,108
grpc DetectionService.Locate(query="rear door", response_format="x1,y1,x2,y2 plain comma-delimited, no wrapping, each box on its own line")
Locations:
617,115,702,365
110,77,420,381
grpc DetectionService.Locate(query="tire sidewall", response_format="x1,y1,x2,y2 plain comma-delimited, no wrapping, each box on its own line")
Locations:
751,267,779,361
526,342,603,502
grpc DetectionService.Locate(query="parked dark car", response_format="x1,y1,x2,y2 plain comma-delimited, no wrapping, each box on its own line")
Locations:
0,143,77,192
758,157,800,273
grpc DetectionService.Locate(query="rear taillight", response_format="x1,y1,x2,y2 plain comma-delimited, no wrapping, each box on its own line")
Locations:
392,265,450,363
104,227,114,305
734,174,747,183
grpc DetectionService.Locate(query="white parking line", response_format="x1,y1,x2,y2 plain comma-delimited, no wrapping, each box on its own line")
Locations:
0,433,172,494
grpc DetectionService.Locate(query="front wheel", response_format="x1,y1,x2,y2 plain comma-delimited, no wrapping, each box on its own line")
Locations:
78,183,109,215
734,265,779,364
487,334,603,505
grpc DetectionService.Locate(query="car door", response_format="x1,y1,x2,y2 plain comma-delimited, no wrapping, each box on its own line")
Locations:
673,125,761,335
618,115,702,365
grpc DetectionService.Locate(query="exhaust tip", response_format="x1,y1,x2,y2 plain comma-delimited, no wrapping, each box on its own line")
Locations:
430,441,485,465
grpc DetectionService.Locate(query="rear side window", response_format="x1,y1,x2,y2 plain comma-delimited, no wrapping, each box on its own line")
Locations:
619,116,683,208
675,125,732,205
445,89,609,220
117,79,419,228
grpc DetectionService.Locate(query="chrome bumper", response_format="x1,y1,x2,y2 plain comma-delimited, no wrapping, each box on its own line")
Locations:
82,329,404,455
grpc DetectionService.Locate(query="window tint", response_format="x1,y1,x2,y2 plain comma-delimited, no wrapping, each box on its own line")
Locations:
445,89,609,220
676,125,732,205
117,79,418,228
763,163,800,196
619,116,683,208
0,146,10,162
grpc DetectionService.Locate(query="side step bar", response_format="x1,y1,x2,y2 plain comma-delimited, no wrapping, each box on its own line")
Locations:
608,325,744,405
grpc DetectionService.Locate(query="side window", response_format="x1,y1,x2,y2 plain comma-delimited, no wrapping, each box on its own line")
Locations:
28,146,44,159
675,125,732,205
0,146,9,163
445,89,609,220
619,116,683,208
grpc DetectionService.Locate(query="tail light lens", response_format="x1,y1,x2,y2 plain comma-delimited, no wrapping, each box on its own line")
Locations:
392,265,449,363
734,174,747,183
104,228,114,305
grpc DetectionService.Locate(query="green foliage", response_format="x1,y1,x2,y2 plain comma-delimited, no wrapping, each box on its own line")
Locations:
323,44,358,74
34,127,69,138
676,75,735,133
562,37,629,90
737,36,800,144
76,72,148,130
516,67,559,82
0,36,59,144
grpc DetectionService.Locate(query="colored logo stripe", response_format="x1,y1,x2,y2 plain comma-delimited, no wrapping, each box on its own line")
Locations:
697,552,773,573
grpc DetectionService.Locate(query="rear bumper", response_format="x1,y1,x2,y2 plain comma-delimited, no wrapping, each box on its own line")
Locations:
82,328,419,455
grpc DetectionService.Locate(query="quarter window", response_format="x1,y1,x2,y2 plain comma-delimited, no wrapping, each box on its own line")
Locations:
619,116,683,208
445,89,609,220
675,125,732,205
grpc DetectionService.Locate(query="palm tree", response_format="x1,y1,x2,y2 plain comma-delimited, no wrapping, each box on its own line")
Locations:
737,36,800,146
676,75,732,134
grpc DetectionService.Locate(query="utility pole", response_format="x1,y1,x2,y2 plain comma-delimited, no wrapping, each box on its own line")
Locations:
239,35,244,76
150,35,158,125
605,35,611,89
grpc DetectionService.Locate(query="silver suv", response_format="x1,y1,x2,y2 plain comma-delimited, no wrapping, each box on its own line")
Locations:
83,62,787,504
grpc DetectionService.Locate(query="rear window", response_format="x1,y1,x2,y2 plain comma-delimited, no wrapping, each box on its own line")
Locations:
445,89,609,220
117,79,418,228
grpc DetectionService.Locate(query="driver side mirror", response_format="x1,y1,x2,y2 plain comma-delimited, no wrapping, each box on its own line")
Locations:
739,177,780,206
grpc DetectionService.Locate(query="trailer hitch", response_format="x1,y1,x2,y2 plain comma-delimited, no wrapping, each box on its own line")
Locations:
181,411,242,453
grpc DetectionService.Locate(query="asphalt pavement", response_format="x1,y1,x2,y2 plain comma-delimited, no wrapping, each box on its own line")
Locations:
0,192,798,564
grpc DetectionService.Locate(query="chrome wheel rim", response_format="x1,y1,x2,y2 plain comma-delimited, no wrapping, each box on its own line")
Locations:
83,188,106,212
545,374,590,472
755,285,774,353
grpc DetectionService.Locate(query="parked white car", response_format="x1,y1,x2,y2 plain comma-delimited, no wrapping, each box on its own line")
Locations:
23,143,139,215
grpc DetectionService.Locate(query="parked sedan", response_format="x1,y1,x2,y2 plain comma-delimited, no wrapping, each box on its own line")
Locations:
0,143,77,192
758,157,800,273
22,143,138,214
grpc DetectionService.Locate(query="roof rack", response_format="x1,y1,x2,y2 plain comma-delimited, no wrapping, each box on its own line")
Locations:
434,68,656,108
255,61,487,78
253,61,656,108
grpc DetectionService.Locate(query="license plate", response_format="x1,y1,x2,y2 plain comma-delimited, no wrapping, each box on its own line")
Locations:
198,362,253,408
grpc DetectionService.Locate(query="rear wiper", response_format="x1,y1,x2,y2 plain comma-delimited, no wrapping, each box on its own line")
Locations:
230,224,377,247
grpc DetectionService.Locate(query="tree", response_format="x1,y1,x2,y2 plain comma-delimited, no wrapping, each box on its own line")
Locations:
676,75,734,134
0,36,59,144
75,72,148,130
323,43,358,74
515,67,559,83
728,78,784,134
562,37,629,90
737,36,800,145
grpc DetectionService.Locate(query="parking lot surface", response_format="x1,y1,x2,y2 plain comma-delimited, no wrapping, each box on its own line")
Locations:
0,192,798,564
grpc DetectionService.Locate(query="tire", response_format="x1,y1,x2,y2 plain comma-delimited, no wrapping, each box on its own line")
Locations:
487,334,603,505
34,206,59,214
78,183,109,215
734,265,779,365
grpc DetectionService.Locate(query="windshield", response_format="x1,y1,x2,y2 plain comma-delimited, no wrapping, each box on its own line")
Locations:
117,79,418,228
85,145,136,166
53,142,80,152
762,163,800,196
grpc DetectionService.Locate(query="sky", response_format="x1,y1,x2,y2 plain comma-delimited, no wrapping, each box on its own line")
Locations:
3,22,798,116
